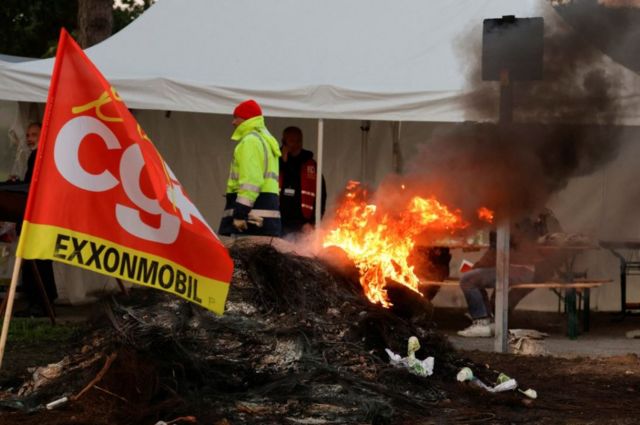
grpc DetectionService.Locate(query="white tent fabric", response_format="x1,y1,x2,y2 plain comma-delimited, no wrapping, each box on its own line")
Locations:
1,0,639,311
4,0,639,122
0,54,35,64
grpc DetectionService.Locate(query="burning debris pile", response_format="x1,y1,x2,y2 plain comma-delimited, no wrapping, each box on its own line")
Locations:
0,242,482,424
321,181,493,310
323,181,469,308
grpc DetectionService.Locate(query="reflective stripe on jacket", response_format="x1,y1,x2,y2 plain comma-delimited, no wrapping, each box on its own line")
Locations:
226,116,281,208
219,116,282,236
278,156,318,220
299,159,317,220
218,193,281,236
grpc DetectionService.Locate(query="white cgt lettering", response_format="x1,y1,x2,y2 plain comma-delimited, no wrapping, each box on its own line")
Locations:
54,116,180,244
116,144,180,243
55,116,119,191
165,165,216,237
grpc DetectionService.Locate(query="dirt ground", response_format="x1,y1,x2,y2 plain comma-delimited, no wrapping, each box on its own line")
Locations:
2,241,640,425
1,313,639,425
430,351,640,425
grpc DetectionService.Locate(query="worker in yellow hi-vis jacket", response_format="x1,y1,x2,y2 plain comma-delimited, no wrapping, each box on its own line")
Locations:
219,99,282,236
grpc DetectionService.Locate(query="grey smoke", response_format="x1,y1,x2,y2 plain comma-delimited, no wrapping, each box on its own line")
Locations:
556,0,640,73
377,3,635,223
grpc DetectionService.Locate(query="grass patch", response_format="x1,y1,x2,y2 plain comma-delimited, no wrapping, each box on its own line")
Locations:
7,318,83,344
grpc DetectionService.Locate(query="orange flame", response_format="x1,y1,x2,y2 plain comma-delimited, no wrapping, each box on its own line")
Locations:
323,182,467,308
477,207,494,223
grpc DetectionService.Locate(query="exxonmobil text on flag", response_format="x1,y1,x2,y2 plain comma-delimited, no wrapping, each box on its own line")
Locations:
17,29,233,314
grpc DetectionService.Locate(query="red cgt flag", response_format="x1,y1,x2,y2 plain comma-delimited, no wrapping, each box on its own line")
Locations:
16,29,233,314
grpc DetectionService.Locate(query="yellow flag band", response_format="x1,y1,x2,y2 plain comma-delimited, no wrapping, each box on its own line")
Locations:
17,222,229,314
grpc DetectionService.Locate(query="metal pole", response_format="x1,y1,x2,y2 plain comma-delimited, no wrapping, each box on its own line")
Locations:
392,121,403,174
494,221,510,353
499,70,513,123
494,69,512,353
360,120,370,183
315,119,324,229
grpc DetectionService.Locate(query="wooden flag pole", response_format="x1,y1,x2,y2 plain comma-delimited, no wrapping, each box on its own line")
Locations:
0,256,23,369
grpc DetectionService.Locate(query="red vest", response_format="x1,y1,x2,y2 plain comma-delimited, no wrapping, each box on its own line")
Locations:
279,157,317,220
300,158,317,220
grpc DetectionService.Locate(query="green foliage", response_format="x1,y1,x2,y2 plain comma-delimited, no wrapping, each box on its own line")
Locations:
0,0,156,59
0,0,77,58
113,0,155,34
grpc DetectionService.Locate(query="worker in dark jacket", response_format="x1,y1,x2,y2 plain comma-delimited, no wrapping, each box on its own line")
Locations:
278,126,326,236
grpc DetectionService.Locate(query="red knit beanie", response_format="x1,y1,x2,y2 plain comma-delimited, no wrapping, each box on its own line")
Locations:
233,99,262,120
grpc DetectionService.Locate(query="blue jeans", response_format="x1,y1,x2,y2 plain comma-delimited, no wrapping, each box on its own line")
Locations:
460,266,535,320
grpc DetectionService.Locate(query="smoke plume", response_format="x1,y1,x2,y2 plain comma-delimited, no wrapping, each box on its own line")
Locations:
373,1,636,224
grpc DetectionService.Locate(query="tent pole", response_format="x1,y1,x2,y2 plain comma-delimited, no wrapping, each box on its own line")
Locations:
392,121,403,173
360,120,370,183
315,119,324,231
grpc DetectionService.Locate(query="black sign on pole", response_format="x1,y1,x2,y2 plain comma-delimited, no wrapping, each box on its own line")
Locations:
482,16,544,82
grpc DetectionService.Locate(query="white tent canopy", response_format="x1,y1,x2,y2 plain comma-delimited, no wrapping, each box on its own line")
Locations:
5,0,636,122
1,0,640,314
0,54,35,64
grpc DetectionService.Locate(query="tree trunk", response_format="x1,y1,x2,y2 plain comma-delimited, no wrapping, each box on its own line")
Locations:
77,0,113,48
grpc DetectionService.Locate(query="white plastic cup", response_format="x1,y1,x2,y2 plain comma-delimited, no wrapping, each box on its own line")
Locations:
456,367,474,382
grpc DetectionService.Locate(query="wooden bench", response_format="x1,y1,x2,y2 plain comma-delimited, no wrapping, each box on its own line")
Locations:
420,278,613,338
